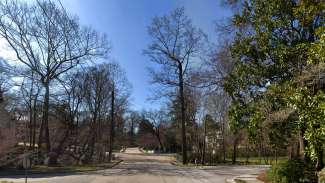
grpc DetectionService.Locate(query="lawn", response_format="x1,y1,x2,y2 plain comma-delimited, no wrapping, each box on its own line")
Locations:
229,156,289,165
172,156,288,168
0,160,122,176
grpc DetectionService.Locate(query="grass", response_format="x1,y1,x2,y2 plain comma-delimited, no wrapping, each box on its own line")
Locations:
172,156,288,168
0,160,122,176
32,164,99,172
171,161,202,167
228,156,288,165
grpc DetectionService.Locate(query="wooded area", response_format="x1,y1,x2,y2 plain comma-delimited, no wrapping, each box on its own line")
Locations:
0,0,324,182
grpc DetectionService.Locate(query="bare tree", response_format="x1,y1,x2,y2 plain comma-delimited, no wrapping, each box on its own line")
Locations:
20,71,41,150
52,70,85,161
141,109,168,151
0,0,109,155
83,65,112,162
127,111,142,146
204,92,230,162
81,62,130,162
107,62,131,162
0,58,11,103
144,8,206,164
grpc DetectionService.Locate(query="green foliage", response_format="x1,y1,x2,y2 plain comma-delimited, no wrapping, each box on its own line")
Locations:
268,158,304,183
228,101,251,133
290,88,325,160
224,0,325,170
268,158,318,183
308,27,325,64
247,108,265,143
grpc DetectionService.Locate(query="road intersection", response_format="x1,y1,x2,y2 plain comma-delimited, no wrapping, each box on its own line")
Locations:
0,148,267,183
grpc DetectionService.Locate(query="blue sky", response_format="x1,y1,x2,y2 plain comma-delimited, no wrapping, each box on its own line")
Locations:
61,0,232,111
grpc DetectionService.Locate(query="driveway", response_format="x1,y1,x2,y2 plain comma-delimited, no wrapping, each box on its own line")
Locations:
0,148,267,183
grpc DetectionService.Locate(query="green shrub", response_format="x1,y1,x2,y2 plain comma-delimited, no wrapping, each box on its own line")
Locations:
267,158,318,183
301,162,317,183
267,158,304,183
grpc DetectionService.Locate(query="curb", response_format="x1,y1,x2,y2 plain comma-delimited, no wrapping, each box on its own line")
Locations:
225,178,235,183
110,159,123,168
170,161,177,166
225,174,263,183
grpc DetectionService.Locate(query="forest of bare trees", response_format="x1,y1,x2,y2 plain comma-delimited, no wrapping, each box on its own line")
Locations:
0,0,129,166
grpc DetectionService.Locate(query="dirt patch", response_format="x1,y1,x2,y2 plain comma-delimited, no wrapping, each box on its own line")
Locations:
257,171,271,183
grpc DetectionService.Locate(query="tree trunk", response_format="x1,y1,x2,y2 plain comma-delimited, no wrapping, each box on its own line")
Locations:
29,101,33,150
178,64,187,164
41,82,51,153
108,86,115,162
38,114,44,158
262,144,269,164
28,73,35,150
32,96,37,151
299,128,311,164
222,120,226,163
202,120,207,165
55,123,72,158
85,109,98,163
299,132,304,158
259,143,262,164
88,134,96,162
130,119,135,146
296,140,300,158
155,132,164,152
245,144,250,164
316,146,324,171
232,136,237,164
275,147,278,164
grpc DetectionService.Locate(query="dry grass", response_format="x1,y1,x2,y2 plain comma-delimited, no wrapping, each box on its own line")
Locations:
0,160,122,176
257,171,271,183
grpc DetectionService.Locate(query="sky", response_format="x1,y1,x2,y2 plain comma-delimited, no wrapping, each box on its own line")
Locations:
6,0,232,111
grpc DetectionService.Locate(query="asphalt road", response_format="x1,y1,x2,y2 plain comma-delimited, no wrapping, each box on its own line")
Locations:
0,148,267,183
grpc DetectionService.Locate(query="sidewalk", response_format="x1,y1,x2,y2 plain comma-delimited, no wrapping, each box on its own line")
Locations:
226,174,263,183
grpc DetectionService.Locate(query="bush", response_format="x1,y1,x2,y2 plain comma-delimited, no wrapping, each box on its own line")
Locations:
267,158,318,183
267,158,304,183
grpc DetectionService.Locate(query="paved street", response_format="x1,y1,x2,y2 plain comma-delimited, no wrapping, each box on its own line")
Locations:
0,148,267,183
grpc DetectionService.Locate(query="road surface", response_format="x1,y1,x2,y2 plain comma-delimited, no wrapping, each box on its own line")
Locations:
0,148,267,183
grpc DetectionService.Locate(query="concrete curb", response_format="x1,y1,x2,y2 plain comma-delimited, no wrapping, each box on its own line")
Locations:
109,159,123,169
225,174,263,183
225,177,235,183
170,161,177,166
